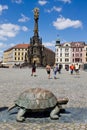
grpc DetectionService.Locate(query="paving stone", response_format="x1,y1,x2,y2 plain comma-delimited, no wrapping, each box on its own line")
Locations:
0,68,87,129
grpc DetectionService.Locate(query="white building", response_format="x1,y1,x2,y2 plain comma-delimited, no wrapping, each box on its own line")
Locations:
55,39,72,69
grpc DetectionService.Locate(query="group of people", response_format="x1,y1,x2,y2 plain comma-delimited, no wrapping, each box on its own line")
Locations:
46,63,62,79
31,61,79,79
69,63,80,75
31,62,62,79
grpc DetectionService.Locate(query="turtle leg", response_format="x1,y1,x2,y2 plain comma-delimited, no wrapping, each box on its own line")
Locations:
50,106,60,119
59,105,66,113
16,108,26,122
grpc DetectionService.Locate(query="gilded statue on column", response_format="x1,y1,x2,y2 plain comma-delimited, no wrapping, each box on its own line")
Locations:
34,7,39,20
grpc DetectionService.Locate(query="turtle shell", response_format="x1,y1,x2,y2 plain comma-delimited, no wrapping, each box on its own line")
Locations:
15,88,57,110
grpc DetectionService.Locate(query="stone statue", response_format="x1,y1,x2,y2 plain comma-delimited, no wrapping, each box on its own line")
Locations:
34,7,39,20
8,88,68,122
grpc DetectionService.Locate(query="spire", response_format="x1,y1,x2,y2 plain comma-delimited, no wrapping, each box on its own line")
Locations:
33,7,39,37
55,34,60,46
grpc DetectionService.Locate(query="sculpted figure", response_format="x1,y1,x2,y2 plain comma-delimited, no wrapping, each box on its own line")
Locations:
34,8,39,20
8,88,68,122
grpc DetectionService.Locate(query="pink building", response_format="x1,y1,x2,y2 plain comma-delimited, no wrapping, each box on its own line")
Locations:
83,44,87,63
71,42,85,66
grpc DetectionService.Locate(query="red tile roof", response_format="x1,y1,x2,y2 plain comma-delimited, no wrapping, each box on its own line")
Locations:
14,44,29,49
4,44,29,52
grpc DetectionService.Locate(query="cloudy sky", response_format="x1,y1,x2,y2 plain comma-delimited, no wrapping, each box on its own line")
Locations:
0,0,87,59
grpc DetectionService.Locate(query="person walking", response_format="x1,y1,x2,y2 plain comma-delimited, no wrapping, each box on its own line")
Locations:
70,64,75,75
75,63,79,75
53,63,58,79
46,64,51,79
31,61,37,76
58,64,62,74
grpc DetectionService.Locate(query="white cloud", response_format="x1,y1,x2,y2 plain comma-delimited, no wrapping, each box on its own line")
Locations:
0,23,28,41
59,0,71,4
53,16,82,30
21,26,28,31
43,41,55,47
0,42,13,50
18,14,30,22
0,5,8,15
0,42,16,58
0,42,5,48
38,0,48,6
45,6,62,13
11,0,22,4
43,41,55,51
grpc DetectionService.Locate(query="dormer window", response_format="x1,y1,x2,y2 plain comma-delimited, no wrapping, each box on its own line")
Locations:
66,44,68,46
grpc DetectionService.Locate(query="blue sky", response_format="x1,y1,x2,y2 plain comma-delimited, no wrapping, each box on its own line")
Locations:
0,0,87,59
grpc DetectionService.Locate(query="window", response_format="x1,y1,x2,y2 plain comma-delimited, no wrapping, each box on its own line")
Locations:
86,58,87,62
65,58,69,62
60,48,62,51
75,53,79,57
60,53,62,57
76,48,79,52
81,48,82,51
80,53,82,57
60,58,62,62
65,48,69,52
56,48,58,52
65,53,69,57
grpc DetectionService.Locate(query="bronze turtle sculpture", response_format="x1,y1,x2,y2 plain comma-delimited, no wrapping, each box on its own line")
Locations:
8,88,68,122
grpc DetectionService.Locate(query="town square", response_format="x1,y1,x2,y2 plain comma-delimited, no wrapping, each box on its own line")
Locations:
0,0,87,129
0,68,87,129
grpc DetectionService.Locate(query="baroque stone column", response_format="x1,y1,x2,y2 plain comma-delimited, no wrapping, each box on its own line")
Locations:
33,8,39,37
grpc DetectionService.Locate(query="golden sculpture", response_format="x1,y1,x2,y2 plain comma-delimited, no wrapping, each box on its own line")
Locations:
34,7,39,20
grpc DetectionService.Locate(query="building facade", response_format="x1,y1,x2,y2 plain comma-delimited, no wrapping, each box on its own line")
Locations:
3,43,55,67
3,44,29,67
71,42,85,67
55,40,86,69
55,39,72,69
83,44,87,63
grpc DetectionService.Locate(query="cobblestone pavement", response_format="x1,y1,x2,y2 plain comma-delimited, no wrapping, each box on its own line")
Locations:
0,68,87,129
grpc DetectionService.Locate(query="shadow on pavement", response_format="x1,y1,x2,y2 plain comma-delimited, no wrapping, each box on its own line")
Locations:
0,107,87,123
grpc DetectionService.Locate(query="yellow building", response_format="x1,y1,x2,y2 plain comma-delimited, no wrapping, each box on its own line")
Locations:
3,44,29,67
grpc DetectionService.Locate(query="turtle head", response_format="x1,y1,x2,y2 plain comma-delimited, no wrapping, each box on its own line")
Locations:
57,97,69,105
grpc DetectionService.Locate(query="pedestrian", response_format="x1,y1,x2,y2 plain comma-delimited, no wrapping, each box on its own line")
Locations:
31,61,37,76
53,63,58,79
46,64,51,79
58,64,62,73
70,64,75,74
75,63,79,75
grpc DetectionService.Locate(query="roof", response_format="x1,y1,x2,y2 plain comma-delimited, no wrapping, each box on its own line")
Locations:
70,42,85,47
4,44,29,52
